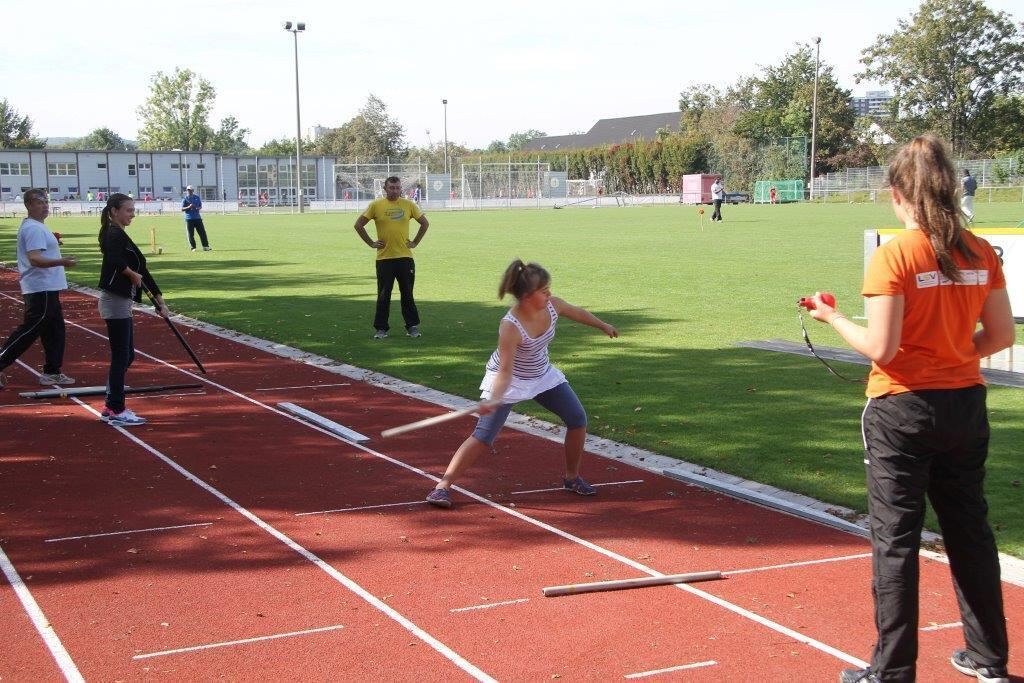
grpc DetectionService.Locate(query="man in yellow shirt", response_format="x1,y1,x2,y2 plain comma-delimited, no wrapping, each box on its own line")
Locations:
354,176,430,339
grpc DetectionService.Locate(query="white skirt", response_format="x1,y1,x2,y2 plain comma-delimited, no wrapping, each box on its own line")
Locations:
479,364,566,403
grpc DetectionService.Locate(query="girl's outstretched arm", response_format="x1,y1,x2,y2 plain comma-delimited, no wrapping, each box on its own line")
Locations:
551,297,618,338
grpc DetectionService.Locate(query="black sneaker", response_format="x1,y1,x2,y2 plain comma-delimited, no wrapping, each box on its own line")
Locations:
839,669,881,683
950,650,1009,683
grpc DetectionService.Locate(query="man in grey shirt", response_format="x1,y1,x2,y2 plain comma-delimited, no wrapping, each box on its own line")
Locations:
0,189,78,388
960,169,977,223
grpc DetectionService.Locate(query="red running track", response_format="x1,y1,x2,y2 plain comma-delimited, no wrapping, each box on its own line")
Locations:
0,274,1020,681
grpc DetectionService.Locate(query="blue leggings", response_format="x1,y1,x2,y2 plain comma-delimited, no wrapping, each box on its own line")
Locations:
472,381,587,446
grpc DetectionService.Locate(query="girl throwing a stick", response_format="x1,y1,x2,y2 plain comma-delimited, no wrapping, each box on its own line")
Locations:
97,193,170,427
426,259,618,508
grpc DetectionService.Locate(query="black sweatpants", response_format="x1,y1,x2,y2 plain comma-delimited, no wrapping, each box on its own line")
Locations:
711,199,723,221
0,290,66,375
104,317,135,412
373,257,419,332
185,218,210,249
861,386,1007,682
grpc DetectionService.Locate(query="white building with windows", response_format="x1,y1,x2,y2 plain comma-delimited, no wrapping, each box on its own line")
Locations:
0,148,342,206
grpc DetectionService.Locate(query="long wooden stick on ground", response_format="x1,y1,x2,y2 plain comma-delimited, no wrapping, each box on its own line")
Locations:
542,570,722,597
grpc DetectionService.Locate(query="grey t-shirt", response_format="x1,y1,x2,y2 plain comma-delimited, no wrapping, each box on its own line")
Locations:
17,218,67,295
962,175,977,196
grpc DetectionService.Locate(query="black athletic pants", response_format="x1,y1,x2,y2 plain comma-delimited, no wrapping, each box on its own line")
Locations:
185,218,210,249
104,317,135,412
0,291,66,375
711,199,723,221
861,386,1007,682
374,257,419,332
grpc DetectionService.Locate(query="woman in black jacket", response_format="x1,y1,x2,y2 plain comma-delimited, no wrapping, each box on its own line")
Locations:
97,193,169,427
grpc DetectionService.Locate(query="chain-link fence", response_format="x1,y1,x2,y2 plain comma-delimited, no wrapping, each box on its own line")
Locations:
812,157,1024,202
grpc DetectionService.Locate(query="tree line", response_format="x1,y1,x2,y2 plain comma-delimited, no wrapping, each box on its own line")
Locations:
2,0,1021,192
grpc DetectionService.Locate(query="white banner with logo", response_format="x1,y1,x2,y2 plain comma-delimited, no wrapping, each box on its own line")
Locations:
865,228,1024,321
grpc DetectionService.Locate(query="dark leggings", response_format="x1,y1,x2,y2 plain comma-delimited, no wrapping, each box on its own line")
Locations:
104,317,135,412
472,382,587,446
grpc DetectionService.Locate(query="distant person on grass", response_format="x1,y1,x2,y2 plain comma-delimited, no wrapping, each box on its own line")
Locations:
961,169,977,223
97,193,171,427
182,185,211,252
710,176,725,221
807,135,1014,683
353,176,429,339
425,259,618,509
0,189,77,389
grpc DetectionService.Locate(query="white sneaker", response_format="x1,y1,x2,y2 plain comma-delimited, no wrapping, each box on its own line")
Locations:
373,330,388,339
38,372,75,385
107,408,147,427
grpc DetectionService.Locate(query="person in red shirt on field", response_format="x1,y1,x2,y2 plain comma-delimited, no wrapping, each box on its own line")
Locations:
808,135,1015,683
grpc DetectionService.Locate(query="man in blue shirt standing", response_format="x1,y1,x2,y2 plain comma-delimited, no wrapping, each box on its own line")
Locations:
181,185,212,252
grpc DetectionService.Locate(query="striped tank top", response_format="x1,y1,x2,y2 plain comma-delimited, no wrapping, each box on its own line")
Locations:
485,301,558,379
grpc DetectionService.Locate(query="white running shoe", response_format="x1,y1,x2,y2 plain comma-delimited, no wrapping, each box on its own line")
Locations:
38,372,75,385
107,408,147,427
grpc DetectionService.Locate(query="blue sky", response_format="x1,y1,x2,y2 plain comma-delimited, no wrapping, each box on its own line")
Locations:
4,0,1020,149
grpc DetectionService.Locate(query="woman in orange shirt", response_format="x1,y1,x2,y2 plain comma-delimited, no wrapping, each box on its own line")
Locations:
808,135,1015,683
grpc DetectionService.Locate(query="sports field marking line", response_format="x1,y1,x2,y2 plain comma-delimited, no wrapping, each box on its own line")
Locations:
624,660,717,678
450,598,530,613
56,309,868,670
0,544,85,682
252,382,351,391
44,522,213,543
131,391,207,400
296,500,428,516
510,479,645,495
0,401,53,408
36,385,495,683
920,621,962,632
722,552,872,576
132,624,345,660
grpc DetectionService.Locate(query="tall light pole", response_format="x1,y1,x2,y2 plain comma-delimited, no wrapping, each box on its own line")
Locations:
442,99,449,176
809,36,821,201
283,21,306,212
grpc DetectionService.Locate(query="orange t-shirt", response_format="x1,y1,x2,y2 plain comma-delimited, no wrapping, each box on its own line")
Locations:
861,229,1006,397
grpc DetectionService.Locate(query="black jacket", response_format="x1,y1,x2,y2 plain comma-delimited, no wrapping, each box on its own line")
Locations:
98,227,161,301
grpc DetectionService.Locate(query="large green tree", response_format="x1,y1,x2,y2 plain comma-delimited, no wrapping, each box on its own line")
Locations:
70,127,133,150
136,68,216,150
309,94,406,159
254,137,298,157
0,98,44,148
733,44,855,175
507,129,547,151
858,0,1024,155
208,116,251,154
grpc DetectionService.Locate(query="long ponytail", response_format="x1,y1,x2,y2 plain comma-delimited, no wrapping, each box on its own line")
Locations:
886,135,977,281
98,192,132,252
498,259,550,300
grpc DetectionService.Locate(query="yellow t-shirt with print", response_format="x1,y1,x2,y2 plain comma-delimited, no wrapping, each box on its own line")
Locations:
362,198,423,260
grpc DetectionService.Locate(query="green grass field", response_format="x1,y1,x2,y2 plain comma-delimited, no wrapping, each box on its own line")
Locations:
5,201,1023,556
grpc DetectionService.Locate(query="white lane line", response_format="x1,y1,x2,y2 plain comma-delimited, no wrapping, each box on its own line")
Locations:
0,402,53,409
133,624,345,659
296,500,428,516
0,544,84,682
450,599,529,613
132,391,207,400
53,307,866,671
253,383,351,391
921,621,962,632
511,479,645,495
624,660,717,678
723,553,872,576
45,523,213,543
11,336,495,683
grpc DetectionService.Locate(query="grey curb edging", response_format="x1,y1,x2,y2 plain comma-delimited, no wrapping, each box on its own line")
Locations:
56,279,1024,588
